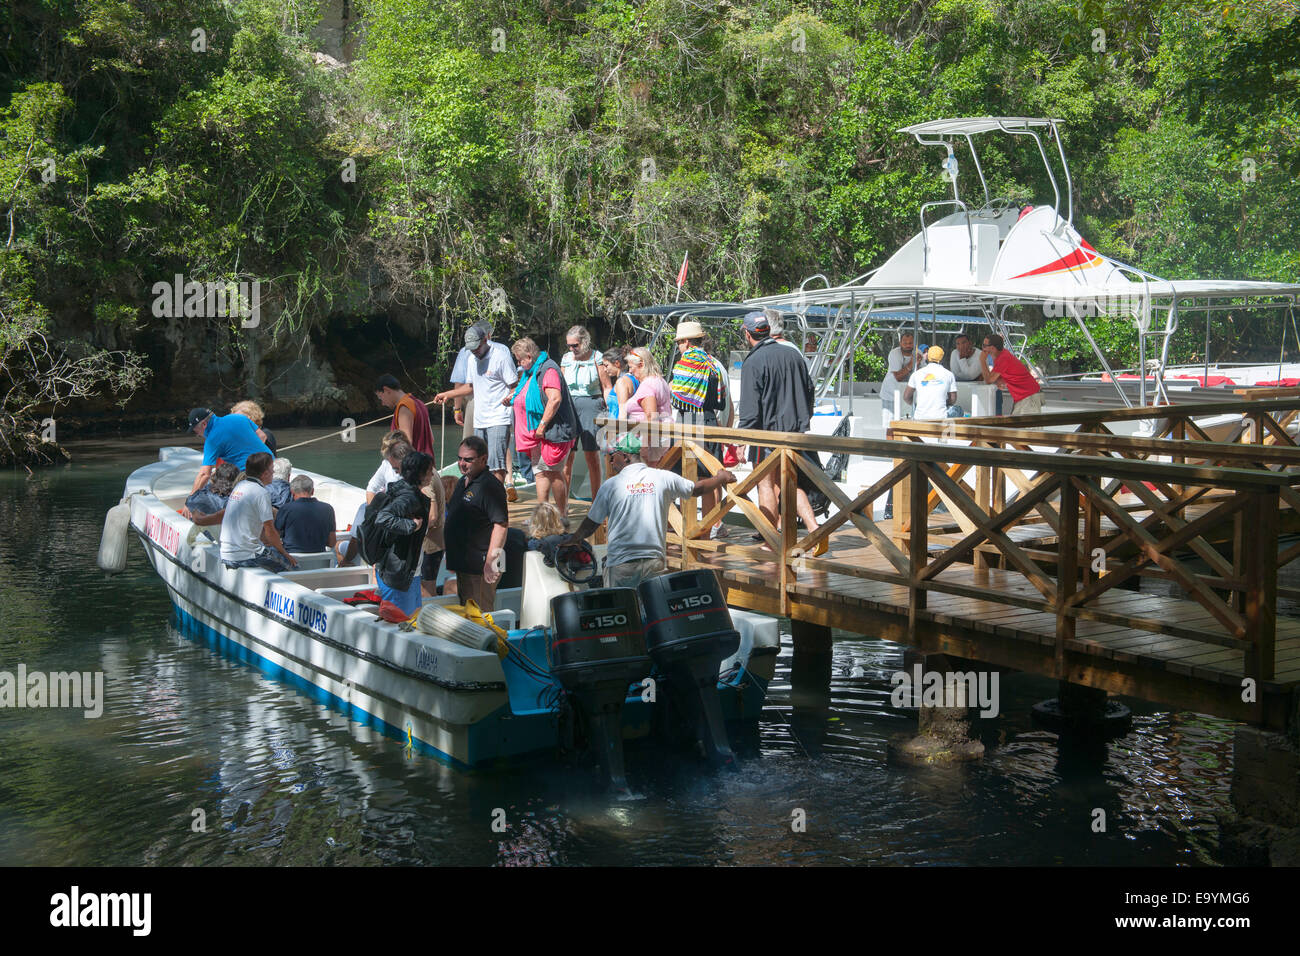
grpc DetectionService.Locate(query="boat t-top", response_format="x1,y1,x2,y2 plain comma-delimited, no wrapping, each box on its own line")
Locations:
629,117,1300,421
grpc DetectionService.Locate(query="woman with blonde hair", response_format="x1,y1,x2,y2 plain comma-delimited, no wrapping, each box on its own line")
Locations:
231,400,277,454
505,337,580,515
620,346,672,465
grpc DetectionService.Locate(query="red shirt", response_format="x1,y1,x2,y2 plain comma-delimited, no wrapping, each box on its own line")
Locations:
992,350,1040,402
393,393,435,457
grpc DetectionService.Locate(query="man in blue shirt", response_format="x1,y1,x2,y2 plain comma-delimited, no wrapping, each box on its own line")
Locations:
187,406,272,494
274,476,337,554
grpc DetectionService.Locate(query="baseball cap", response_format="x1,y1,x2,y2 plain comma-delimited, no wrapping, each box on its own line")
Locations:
927,345,944,362
742,311,770,334
186,407,213,432
464,325,486,349
606,432,642,456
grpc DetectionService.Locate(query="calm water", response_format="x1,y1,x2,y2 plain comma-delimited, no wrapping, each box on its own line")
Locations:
0,429,1236,866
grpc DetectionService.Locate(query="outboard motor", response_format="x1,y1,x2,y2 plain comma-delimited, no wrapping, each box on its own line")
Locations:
549,588,652,797
638,570,741,768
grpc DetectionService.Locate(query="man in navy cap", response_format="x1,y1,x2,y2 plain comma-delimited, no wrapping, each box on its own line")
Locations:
186,406,272,494
737,311,825,553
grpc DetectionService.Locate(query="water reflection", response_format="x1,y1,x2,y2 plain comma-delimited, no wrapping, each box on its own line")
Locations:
0,431,1241,866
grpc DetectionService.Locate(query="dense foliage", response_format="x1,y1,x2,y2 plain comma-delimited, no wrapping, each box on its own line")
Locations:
1,0,1297,456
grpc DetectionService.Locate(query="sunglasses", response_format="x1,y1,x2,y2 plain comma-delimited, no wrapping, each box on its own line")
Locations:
567,343,582,350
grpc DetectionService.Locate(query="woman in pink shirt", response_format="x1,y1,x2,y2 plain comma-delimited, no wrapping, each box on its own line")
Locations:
621,347,673,465
507,337,578,514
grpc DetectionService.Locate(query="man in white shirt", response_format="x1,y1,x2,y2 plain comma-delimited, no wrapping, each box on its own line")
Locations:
949,334,986,381
905,346,959,420
880,332,918,429
562,433,736,588
434,324,519,485
190,452,298,572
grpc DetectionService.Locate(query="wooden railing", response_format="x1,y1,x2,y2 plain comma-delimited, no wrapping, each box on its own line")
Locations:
609,419,1292,684
957,395,1300,447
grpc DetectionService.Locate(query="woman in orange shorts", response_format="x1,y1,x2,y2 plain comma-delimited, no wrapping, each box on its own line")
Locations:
507,337,579,515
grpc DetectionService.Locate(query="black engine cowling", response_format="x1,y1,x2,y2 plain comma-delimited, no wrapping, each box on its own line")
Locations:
549,588,651,796
638,570,740,768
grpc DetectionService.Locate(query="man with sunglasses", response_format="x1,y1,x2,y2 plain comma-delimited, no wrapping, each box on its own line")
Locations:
435,324,519,486
444,435,510,611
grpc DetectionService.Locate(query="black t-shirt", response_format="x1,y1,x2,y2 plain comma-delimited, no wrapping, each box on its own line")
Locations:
273,497,336,553
445,469,510,573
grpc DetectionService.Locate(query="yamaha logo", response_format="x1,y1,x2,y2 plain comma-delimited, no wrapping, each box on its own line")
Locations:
668,594,713,613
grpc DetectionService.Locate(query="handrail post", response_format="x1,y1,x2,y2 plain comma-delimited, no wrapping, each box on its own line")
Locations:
682,436,698,570
1056,474,1079,678
1243,487,1278,682
781,448,795,617
909,460,928,622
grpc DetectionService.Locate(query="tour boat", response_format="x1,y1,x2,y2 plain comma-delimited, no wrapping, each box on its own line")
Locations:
623,117,1300,511
99,447,779,779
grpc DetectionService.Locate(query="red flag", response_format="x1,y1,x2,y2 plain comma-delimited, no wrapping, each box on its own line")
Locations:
676,251,689,290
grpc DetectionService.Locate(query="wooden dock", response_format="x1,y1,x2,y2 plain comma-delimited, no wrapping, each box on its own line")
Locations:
637,396,1300,731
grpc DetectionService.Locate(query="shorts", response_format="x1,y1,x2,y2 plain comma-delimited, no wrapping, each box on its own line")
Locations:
675,407,722,464
1011,392,1044,416
605,556,667,589
475,425,510,472
531,438,574,471
749,445,822,492
421,549,443,582
456,572,498,612
571,396,603,452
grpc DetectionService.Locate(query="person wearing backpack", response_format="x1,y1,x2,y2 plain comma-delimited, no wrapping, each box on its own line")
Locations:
368,451,435,616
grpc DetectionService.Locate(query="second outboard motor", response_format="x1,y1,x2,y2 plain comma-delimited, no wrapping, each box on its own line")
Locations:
549,588,651,797
638,570,741,768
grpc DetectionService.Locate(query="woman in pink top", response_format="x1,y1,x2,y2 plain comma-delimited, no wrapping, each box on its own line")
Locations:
507,337,577,514
621,347,673,465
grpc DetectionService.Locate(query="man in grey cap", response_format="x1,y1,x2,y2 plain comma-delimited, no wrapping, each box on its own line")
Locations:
434,323,519,486
738,311,825,554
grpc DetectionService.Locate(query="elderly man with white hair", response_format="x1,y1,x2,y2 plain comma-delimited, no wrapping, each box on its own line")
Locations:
273,475,337,555
267,457,293,509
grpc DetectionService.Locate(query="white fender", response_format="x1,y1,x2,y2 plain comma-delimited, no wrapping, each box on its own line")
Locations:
97,498,133,573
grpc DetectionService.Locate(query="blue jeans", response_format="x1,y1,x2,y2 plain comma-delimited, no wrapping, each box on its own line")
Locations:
378,575,423,615
224,546,293,573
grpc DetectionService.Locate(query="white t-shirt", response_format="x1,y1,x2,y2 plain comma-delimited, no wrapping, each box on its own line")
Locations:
450,340,518,428
220,479,272,562
587,462,695,568
880,346,915,407
907,363,958,420
366,459,399,496
950,349,985,381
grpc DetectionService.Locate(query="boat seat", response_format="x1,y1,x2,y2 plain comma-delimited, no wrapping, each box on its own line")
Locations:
289,550,336,570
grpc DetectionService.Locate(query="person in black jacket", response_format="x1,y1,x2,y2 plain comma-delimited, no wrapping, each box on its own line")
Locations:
373,451,434,616
738,310,825,554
